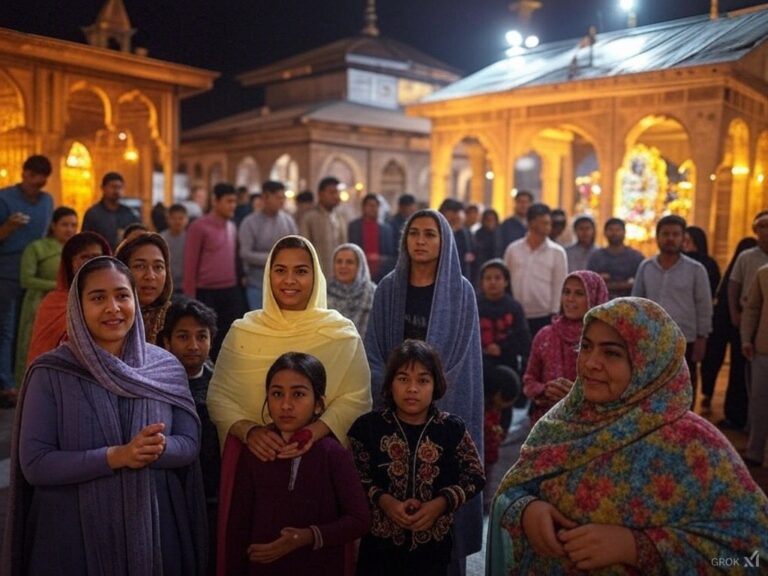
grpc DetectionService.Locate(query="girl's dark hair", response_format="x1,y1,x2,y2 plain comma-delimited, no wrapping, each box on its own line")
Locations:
76,256,134,300
401,209,441,253
48,206,77,236
266,352,327,402
685,226,709,256
115,232,173,304
479,258,512,295
52,206,77,223
271,236,313,264
381,339,448,409
61,232,112,287
159,296,218,344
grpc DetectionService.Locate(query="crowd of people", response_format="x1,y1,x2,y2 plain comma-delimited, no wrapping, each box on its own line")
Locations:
1,153,767,574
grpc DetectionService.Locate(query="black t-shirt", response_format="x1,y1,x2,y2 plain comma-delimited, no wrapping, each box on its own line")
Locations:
404,283,435,340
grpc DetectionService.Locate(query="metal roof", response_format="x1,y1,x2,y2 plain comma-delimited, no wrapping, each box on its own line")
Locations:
182,100,430,140
423,8,768,103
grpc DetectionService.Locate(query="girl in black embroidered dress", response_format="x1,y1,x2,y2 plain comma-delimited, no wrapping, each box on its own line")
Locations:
348,340,485,576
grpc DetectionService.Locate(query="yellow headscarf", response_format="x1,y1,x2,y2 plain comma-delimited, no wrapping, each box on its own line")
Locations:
207,236,372,448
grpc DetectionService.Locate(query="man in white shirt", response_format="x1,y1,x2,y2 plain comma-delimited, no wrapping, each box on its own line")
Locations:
503,203,567,336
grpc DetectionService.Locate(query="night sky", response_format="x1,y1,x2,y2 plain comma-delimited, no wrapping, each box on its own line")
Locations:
2,0,765,127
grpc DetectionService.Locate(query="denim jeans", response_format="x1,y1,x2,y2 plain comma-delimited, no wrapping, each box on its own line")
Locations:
0,278,22,389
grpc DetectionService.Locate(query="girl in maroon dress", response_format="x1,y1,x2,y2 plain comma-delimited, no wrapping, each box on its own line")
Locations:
225,352,370,576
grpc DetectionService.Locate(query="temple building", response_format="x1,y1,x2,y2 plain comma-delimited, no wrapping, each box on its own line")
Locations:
0,0,217,222
408,5,768,263
179,0,460,211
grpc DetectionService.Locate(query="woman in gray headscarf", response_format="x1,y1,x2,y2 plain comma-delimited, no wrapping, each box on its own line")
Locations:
3,256,206,576
327,243,376,338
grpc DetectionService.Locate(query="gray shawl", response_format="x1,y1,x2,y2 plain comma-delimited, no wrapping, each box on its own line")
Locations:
327,243,376,337
2,256,206,576
363,210,484,559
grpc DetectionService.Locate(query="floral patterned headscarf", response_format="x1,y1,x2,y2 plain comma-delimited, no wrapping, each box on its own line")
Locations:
498,297,691,491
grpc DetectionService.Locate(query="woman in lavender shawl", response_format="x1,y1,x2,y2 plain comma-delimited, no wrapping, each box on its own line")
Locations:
2,256,207,576
364,209,483,576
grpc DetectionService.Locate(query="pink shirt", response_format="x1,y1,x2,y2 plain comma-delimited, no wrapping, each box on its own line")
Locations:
183,214,237,296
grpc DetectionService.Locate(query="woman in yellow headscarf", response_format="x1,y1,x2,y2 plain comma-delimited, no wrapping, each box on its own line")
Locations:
208,235,372,573
208,234,371,450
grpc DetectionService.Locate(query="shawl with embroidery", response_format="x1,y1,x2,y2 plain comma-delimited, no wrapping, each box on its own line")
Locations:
489,297,768,575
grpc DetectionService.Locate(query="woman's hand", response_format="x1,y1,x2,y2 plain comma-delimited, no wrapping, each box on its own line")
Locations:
107,423,166,469
559,523,637,569
409,496,448,532
245,426,286,462
521,500,577,558
277,420,330,460
379,494,421,529
544,378,573,403
247,527,313,563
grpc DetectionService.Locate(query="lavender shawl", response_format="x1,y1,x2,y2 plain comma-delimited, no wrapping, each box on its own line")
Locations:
364,210,484,559
2,256,206,576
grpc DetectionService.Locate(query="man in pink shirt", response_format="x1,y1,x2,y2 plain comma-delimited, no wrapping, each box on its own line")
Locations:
183,183,246,359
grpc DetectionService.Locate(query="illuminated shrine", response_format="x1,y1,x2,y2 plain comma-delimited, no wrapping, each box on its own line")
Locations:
408,6,768,262
0,0,216,223
179,0,460,213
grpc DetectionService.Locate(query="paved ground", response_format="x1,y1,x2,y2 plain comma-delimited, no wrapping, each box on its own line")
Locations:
0,365,764,575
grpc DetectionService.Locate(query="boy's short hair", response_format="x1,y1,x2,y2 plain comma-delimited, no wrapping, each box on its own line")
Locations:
23,155,52,176
483,364,520,404
296,190,314,204
262,180,286,195
168,203,188,215
527,202,551,222
160,297,218,345
604,217,625,231
101,171,124,186
318,176,340,192
212,182,236,200
656,214,686,235
380,339,448,409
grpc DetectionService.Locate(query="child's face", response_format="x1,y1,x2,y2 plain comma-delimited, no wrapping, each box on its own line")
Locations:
165,316,211,377
391,361,434,425
481,267,508,301
167,211,188,234
267,369,322,438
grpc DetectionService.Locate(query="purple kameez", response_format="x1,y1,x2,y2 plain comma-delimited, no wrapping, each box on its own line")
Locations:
226,436,370,576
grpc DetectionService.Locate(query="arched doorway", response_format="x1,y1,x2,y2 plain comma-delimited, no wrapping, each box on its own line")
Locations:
381,159,406,208
61,141,95,222
270,154,299,196
235,156,261,192
450,137,492,207
617,115,694,253
0,68,27,188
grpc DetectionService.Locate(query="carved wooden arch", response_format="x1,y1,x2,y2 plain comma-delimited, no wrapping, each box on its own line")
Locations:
116,89,165,157
622,113,693,150
318,152,364,186
434,128,504,179
0,67,25,132
67,81,114,130
234,155,262,190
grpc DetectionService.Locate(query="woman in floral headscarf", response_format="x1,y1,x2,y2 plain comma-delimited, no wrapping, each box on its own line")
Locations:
488,297,768,575
523,270,608,424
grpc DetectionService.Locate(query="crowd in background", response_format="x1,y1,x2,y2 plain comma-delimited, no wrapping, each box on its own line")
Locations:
1,153,768,574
